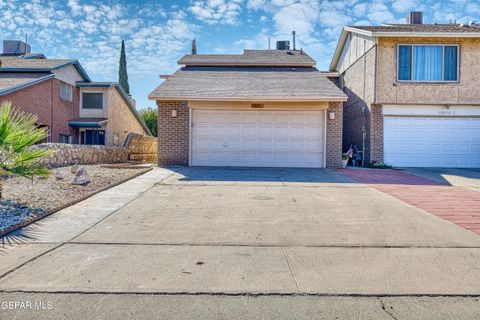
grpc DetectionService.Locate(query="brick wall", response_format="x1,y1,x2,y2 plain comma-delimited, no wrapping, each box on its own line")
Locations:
326,101,343,168
0,78,80,143
51,79,79,143
157,100,189,166
369,104,384,163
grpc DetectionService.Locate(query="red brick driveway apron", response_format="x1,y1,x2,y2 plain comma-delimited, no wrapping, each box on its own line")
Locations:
338,169,480,235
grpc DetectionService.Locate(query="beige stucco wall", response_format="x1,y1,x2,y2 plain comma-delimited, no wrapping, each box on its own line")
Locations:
188,101,330,110
376,37,480,104
79,87,109,118
106,87,147,146
53,65,84,86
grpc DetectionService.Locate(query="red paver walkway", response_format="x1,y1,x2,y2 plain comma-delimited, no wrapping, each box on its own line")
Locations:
338,169,480,235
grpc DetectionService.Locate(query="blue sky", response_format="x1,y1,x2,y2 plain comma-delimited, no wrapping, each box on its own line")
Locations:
1,0,478,109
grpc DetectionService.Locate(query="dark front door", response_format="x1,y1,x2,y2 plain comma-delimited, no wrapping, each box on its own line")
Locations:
82,130,105,145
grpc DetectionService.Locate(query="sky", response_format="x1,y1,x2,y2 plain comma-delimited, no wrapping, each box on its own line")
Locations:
1,0,478,109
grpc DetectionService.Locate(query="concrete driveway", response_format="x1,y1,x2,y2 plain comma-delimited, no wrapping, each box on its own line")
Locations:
403,167,480,191
1,167,480,319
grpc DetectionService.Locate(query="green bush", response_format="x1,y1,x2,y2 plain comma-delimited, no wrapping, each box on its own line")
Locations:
367,161,393,169
139,107,157,137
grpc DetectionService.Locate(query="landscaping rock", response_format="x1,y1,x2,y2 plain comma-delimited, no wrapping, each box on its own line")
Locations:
71,167,91,185
55,169,65,180
70,165,79,174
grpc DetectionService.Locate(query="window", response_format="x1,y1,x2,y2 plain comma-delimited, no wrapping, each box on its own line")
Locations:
82,92,103,109
60,82,73,101
397,45,458,82
59,134,71,144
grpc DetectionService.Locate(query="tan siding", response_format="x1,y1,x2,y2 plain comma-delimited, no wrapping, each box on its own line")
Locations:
106,87,146,146
337,33,375,73
377,37,480,104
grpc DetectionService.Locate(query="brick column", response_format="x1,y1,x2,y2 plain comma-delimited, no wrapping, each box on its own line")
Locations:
156,100,189,166
369,104,384,164
326,101,343,168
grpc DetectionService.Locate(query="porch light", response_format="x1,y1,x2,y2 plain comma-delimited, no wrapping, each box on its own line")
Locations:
329,112,335,120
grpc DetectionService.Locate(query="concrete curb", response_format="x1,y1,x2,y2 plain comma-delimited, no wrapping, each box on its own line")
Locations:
0,167,153,238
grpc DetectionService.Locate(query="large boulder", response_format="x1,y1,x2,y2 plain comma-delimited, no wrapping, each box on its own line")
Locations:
71,167,90,185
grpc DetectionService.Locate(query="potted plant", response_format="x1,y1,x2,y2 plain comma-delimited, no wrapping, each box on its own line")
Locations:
341,153,349,168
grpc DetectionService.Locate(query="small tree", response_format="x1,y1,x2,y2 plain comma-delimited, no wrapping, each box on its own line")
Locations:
0,102,51,198
118,39,130,95
139,107,157,137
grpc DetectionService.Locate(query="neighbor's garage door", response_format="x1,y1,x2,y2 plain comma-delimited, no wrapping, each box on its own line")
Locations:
384,116,480,168
192,109,325,168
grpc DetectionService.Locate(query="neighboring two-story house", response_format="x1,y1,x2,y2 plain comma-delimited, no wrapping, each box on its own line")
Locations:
330,12,480,168
0,40,151,145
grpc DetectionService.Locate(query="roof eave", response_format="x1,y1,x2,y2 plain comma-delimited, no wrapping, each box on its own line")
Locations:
0,74,55,97
148,95,347,102
372,31,480,37
179,62,316,67
329,27,352,71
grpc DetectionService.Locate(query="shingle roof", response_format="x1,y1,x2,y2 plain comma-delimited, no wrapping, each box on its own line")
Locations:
178,50,316,67
149,67,346,101
0,73,54,95
0,56,76,69
349,24,480,34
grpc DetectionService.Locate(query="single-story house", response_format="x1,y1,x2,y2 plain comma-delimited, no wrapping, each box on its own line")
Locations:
149,46,347,168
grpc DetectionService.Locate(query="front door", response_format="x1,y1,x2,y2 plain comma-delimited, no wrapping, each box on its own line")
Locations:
81,130,106,145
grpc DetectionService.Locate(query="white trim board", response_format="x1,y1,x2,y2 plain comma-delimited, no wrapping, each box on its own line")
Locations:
383,104,480,117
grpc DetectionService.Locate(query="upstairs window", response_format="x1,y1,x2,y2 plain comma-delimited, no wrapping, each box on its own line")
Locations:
60,82,73,101
397,45,458,82
82,92,103,109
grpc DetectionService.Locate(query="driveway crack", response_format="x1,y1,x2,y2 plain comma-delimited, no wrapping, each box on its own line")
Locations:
377,297,400,320
281,247,300,293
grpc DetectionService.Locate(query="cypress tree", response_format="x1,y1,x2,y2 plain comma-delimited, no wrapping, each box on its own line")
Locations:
119,39,130,95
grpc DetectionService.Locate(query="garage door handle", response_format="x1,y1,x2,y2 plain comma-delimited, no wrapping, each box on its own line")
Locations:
223,143,228,147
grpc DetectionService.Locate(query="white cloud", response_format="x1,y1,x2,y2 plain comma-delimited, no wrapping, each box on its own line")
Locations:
189,0,244,25
392,0,418,13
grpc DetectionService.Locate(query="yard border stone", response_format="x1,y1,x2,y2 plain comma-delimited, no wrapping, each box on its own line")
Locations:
0,167,152,238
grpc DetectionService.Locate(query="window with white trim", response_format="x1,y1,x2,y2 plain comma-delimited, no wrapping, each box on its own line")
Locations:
397,44,458,82
60,82,73,101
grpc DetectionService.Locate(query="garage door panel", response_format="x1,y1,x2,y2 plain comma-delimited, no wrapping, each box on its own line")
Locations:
257,139,273,150
289,127,304,139
273,127,288,138
257,127,273,138
305,113,324,124
305,127,323,139
225,125,241,136
384,116,480,168
192,109,325,168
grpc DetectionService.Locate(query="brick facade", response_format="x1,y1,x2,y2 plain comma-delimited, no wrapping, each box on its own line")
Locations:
369,104,384,163
326,101,344,168
0,78,80,143
156,100,344,168
157,100,189,166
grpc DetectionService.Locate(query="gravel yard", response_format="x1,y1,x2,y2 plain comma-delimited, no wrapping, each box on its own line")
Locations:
1,164,150,235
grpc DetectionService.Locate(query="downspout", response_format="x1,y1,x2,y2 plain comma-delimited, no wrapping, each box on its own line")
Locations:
362,38,367,167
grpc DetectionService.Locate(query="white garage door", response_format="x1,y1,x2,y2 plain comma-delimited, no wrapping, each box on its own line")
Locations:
192,109,325,168
384,116,480,168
